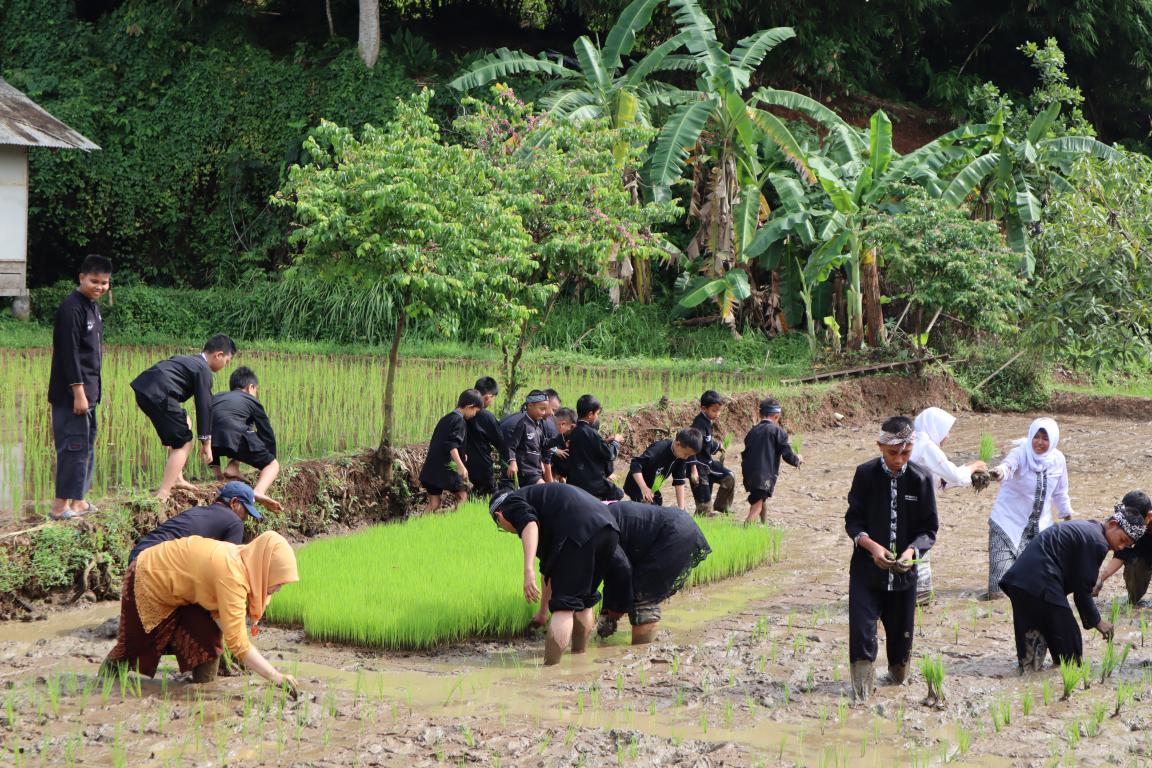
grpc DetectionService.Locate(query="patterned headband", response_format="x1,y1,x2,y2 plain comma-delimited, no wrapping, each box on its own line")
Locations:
764,405,782,414
490,493,511,521
1113,503,1146,542
524,393,548,404
877,424,916,445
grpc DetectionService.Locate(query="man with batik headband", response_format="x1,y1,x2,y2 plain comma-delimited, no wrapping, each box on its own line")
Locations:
844,416,938,702
1000,501,1146,672
1093,491,1152,606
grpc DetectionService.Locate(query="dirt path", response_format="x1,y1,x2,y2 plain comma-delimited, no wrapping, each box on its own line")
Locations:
2,412,1151,767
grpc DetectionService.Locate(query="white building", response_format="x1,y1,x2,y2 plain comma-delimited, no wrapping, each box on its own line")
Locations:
0,77,99,318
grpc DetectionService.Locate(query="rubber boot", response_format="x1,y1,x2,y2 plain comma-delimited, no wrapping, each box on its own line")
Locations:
851,661,875,702
713,475,736,513
543,634,565,666
887,662,909,685
631,622,659,645
571,615,592,654
191,656,220,684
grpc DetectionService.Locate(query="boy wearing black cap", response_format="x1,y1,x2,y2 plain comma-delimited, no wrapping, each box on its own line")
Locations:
419,389,484,512
128,481,261,564
623,428,702,510
741,397,803,525
690,390,736,516
210,366,281,511
500,390,551,487
1093,491,1152,607
48,254,112,520
464,376,509,497
131,334,236,501
567,394,625,501
845,416,938,701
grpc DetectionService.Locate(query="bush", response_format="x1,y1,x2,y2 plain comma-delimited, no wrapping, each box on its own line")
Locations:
957,346,1050,412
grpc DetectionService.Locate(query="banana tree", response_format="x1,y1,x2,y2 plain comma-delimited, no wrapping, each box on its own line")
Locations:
676,267,753,337
940,103,1123,275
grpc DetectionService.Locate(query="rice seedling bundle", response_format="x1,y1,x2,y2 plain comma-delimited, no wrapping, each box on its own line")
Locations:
265,501,782,648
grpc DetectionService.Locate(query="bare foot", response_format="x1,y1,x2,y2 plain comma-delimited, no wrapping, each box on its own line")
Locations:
174,477,198,492
254,493,283,512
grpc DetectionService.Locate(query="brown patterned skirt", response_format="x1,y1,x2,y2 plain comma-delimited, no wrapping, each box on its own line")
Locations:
103,563,222,677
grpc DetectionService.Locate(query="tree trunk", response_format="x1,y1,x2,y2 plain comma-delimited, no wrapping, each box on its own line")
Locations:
358,0,381,69
861,246,886,347
375,310,405,481
325,0,335,38
502,278,568,413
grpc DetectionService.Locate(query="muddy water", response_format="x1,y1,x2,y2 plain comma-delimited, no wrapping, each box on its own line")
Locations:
2,412,1151,767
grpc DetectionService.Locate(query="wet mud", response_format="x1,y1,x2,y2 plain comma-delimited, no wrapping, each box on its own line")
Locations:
3,412,1152,766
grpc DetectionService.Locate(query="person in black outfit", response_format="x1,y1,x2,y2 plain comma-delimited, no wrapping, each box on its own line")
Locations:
210,366,281,511
419,389,483,512
1003,504,1145,671
1093,491,1152,606
501,391,550,487
741,397,804,525
128,481,262,564
464,377,509,497
491,483,619,665
47,254,111,520
623,428,702,510
844,416,938,701
130,334,236,501
547,407,576,481
598,500,711,644
690,390,736,516
567,394,625,501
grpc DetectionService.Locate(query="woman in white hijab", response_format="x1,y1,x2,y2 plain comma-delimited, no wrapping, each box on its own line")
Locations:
910,408,987,604
985,417,1074,599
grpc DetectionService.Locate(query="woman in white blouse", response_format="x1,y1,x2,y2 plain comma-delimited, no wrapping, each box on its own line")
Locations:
910,408,987,604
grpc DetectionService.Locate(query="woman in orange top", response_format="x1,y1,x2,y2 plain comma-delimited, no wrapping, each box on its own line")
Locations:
102,530,299,693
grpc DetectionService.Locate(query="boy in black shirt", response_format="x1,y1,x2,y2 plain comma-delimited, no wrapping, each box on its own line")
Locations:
419,389,483,511
129,481,261,564
741,397,803,525
464,376,509,497
47,255,111,520
844,416,938,701
1002,504,1145,671
548,407,576,481
210,366,281,511
623,428,703,510
690,390,736,516
131,334,236,501
567,394,625,501
501,391,551,487
1094,491,1152,606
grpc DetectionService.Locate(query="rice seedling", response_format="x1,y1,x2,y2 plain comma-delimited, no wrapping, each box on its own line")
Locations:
1079,658,1093,690
1086,703,1107,737
1114,680,1136,717
1021,689,1034,716
989,698,1010,732
1041,679,1052,706
1109,598,1122,628
919,655,945,707
1099,641,1130,682
956,724,971,757
978,433,997,462
1060,659,1080,700
1140,616,1148,647
791,435,803,456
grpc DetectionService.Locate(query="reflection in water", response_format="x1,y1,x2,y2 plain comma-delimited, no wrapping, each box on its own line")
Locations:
0,440,22,519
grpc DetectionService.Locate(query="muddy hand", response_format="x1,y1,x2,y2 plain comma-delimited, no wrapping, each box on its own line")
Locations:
278,674,300,701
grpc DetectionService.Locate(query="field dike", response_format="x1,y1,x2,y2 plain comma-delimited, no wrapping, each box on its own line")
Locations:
0,372,972,619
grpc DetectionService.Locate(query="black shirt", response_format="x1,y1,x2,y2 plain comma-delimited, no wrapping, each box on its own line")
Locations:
1114,523,1152,565
497,484,618,577
741,419,799,491
211,390,277,457
420,410,468,489
128,502,244,564
567,420,620,499
130,354,215,440
502,411,545,484
465,408,509,473
844,457,938,591
623,439,689,499
48,290,103,407
606,501,711,605
1000,520,1111,629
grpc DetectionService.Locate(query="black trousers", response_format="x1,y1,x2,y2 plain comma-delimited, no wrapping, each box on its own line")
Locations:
1003,584,1083,664
1124,559,1151,604
691,459,732,503
52,405,97,500
848,577,916,665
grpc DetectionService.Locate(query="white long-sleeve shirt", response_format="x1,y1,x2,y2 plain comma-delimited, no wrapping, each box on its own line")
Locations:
989,445,1073,549
910,436,972,492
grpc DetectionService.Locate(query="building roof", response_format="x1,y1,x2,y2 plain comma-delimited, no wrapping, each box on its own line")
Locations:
0,77,99,151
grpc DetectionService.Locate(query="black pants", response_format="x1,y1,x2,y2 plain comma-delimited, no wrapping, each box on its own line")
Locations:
1003,584,1083,664
691,459,732,503
545,527,619,613
848,577,916,665
52,405,96,500
1124,560,1151,604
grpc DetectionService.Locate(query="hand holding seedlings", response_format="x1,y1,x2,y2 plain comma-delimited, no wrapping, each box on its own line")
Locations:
277,673,301,701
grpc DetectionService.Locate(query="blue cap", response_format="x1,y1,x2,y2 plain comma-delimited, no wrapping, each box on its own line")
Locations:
218,481,261,520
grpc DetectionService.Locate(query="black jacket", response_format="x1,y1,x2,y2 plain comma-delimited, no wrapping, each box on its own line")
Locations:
48,290,103,407
497,484,618,577
1000,520,1111,629
130,354,215,440
419,410,467,489
602,501,712,612
502,411,545,484
623,439,689,499
465,408,508,478
741,420,799,492
1114,523,1152,566
690,412,723,467
129,502,244,564
844,458,938,591
211,390,277,457
567,420,620,499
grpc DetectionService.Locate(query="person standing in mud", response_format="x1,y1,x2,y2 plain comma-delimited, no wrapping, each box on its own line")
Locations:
596,500,712,645
985,417,1074,600
464,377,508,497
102,530,300,693
740,397,803,526
1093,491,1152,606
1000,503,1145,671
908,407,987,605
566,394,625,501
689,390,736,516
500,390,551,486
489,483,619,665
844,416,938,701
47,254,112,520
418,389,484,512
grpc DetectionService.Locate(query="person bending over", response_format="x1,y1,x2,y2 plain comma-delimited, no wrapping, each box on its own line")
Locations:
623,428,702,509
1094,491,1152,606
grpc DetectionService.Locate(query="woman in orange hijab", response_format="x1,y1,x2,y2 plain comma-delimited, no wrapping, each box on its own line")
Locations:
102,531,300,693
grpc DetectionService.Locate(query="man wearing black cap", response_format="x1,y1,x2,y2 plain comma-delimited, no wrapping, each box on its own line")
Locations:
128,481,262,565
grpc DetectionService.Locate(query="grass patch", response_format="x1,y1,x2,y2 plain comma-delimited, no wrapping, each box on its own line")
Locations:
264,501,783,649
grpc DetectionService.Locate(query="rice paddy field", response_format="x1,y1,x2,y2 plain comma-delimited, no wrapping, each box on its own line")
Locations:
264,500,784,648
0,346,776,513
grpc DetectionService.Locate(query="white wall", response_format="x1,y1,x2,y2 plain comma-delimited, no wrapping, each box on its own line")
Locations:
0,147,29,263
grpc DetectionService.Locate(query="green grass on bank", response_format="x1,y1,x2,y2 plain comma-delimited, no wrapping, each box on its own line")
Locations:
263,500,784,649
